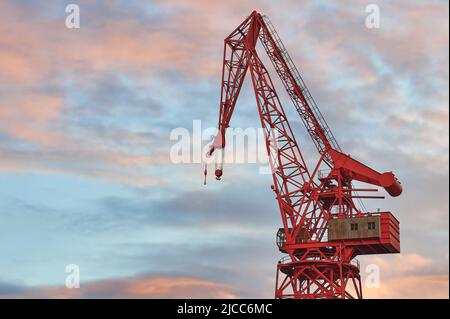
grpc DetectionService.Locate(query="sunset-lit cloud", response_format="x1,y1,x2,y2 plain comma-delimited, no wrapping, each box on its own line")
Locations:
0,0,448,299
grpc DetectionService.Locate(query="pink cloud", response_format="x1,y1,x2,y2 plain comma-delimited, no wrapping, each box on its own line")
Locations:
365,275,448,299
362,254,449,299
0,1,216,87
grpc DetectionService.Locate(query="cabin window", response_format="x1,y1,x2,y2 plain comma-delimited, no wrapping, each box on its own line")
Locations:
350,223,358,231
368,222,376,230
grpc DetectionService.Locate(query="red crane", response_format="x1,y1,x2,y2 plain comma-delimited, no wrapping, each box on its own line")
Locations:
207,11,402,299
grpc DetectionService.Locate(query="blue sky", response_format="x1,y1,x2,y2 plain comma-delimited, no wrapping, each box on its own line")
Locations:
0,0,448,298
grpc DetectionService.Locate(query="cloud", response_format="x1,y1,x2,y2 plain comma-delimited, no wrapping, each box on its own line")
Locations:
0,275,237,299
1,0,447,180
0,0,219,87
0,145,166,188
0,93,63,145
0,1,183,186
365,275,449,299
0,0,448,299
0,280,27,295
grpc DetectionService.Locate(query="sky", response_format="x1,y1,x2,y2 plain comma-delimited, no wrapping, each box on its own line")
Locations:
0,0,448,298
